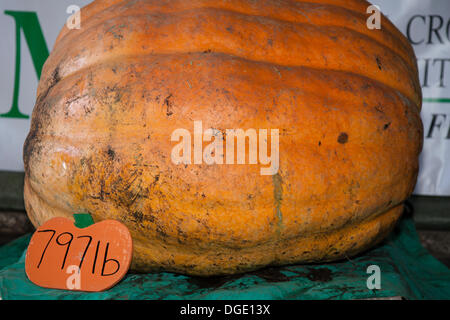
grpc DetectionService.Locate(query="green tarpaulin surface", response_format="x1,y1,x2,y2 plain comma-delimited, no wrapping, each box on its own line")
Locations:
1,214,450,300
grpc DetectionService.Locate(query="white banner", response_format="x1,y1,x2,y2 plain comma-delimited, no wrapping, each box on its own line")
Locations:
0,0,91,172
372,0,450,195
0,0,449,195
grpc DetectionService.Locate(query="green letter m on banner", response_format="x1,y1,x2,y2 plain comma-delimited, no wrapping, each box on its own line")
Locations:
0,11,49,119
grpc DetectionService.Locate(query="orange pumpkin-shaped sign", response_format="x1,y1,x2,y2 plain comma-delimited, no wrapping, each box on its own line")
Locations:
25,214,132,292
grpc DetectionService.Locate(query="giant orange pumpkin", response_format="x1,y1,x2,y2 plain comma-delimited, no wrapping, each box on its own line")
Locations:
23,0,423,276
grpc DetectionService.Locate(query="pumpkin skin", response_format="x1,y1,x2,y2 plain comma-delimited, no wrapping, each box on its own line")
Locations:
23,0,423,276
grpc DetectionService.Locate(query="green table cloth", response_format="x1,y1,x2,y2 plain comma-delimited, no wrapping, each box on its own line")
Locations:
1,213,449,300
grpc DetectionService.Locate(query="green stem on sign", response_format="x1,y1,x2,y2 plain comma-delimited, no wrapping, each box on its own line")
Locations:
73,213,95,228
423,98,450,104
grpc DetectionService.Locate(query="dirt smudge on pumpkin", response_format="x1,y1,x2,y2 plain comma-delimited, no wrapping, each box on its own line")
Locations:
164,93,174,116
131,210,144,223
51,66,61,85
374,104,385,114
106,24,125,40
24,66,63,175
23,121,42,175
272,173,283,233
337,132,349,144
35,66,61,109
106,146,116,160
375,56,383,70
68,150,149,211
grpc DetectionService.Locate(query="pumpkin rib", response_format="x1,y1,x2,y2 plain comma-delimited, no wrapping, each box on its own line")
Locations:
26,158,406,251
296,0,413,51
29,53,421,161
295,0,374,12
24,177,74,228
56,0,413,65
26,130,419,151
30,54,421,169
26,131,416,258
49,5,417,80
275,197,405,242
54,0,126,45
127,202,401,253
39,51,417,110
27,177,75,216
25,131,421,217
127,204,402,275
37,51,420,115
289,202,402,245
24,133,417,246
